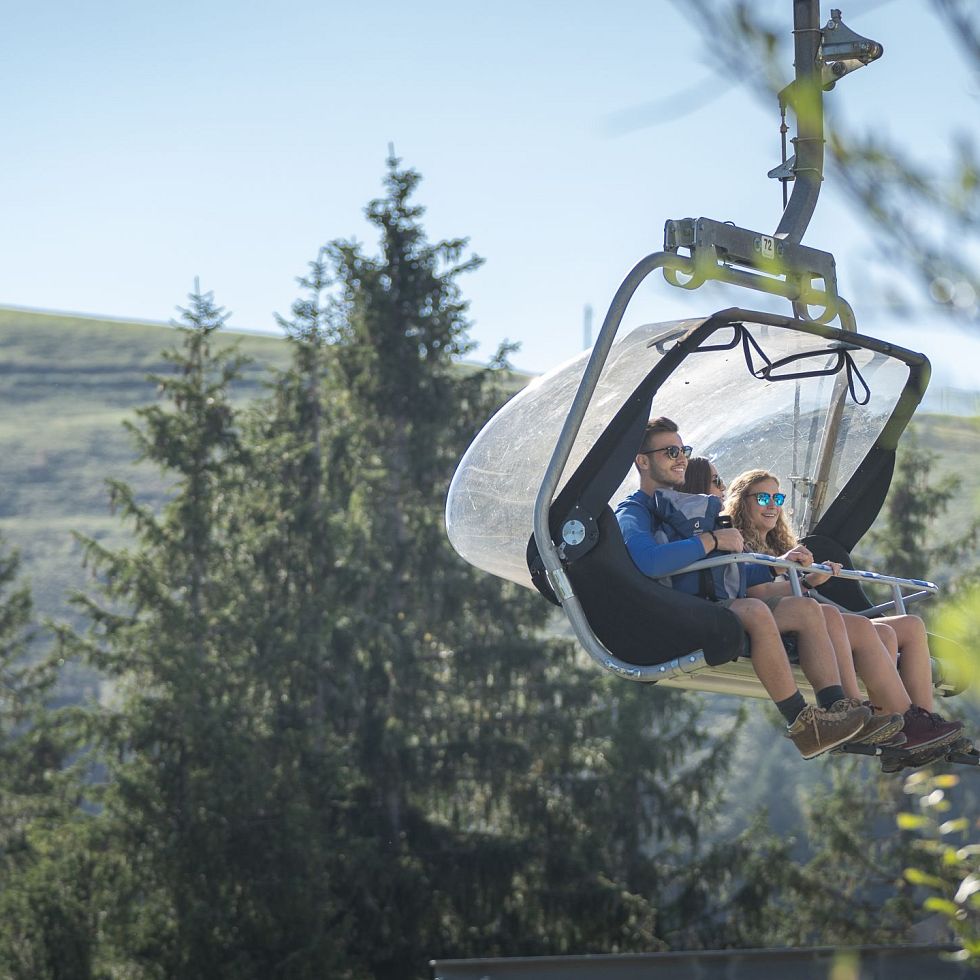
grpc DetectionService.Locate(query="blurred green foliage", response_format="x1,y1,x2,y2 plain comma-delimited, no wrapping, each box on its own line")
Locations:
899,769,980,965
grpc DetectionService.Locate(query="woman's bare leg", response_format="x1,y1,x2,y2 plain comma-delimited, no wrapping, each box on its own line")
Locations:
819,605,862,701
769,596,844,694
876,614,935,711
842,614,912,714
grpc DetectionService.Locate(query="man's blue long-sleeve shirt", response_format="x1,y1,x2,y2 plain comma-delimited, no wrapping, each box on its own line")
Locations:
614,490,708,578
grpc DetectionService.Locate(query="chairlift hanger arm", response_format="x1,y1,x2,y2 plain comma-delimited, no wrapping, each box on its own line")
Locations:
662,3,827,299
663,216,849,327
661,5,882,328
529,5,891,683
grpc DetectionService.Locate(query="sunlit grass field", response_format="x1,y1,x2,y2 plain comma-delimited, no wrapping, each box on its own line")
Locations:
0,307,291,630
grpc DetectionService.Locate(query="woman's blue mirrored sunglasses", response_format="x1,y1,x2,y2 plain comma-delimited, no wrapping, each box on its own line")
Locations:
755,492,786,507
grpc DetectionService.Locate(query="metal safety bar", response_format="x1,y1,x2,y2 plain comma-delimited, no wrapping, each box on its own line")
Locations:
639,554,954,698
673,552,938,616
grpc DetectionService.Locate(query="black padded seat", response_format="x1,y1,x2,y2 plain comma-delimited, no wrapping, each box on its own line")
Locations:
562,507,748,667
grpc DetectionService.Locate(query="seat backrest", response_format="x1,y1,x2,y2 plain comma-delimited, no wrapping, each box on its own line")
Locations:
801,533,875,611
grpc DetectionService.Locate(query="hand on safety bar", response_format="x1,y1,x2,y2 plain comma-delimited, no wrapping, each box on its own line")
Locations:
672,551,938,616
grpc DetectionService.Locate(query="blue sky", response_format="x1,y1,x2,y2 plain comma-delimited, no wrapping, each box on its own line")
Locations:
3,0,979,385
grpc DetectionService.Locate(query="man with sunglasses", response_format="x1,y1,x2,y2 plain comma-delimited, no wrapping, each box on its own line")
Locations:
615,417,871,760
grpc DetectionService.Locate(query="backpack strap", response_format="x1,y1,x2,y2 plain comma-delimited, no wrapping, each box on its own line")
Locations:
650,492,719,600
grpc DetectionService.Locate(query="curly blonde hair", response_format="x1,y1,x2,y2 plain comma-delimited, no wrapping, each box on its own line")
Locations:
723,469,797,554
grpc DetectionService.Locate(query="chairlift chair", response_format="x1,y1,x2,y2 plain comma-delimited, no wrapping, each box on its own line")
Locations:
444,1,975,763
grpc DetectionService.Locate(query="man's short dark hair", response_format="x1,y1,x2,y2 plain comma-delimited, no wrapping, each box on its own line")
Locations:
640,416,678,452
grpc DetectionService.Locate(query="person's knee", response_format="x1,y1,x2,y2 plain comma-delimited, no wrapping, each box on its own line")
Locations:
848,615,878,645
782,595,823,627
821,605,845,631
875,622,898,655
733,597,774,632
903,614,927,641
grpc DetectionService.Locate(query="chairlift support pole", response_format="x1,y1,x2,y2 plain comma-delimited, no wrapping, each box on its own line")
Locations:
662,3,880,327
775,0,824,247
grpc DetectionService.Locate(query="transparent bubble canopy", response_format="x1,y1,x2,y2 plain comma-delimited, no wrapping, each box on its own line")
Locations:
446,315,915,591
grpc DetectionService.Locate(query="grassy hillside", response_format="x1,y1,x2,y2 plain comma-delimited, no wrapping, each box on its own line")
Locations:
0,307,292,630
0,307,531,634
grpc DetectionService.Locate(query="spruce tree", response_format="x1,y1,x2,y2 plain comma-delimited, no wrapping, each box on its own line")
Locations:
315,154,576,974
0,538,99,978
63,289,356,979
298,154,758,975
863,427,978,588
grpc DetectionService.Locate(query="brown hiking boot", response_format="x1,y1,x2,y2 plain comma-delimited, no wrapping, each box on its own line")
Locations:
786,702,871,760
830,699,905,747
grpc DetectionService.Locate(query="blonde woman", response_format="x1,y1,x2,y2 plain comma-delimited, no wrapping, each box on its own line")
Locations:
724,469,963,761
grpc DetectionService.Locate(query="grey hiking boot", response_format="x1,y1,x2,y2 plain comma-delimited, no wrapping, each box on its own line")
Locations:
786,702,871,760
830,699,905,747
880,735,973,774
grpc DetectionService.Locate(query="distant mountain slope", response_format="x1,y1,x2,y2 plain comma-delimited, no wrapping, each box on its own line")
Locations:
0,307,291,629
